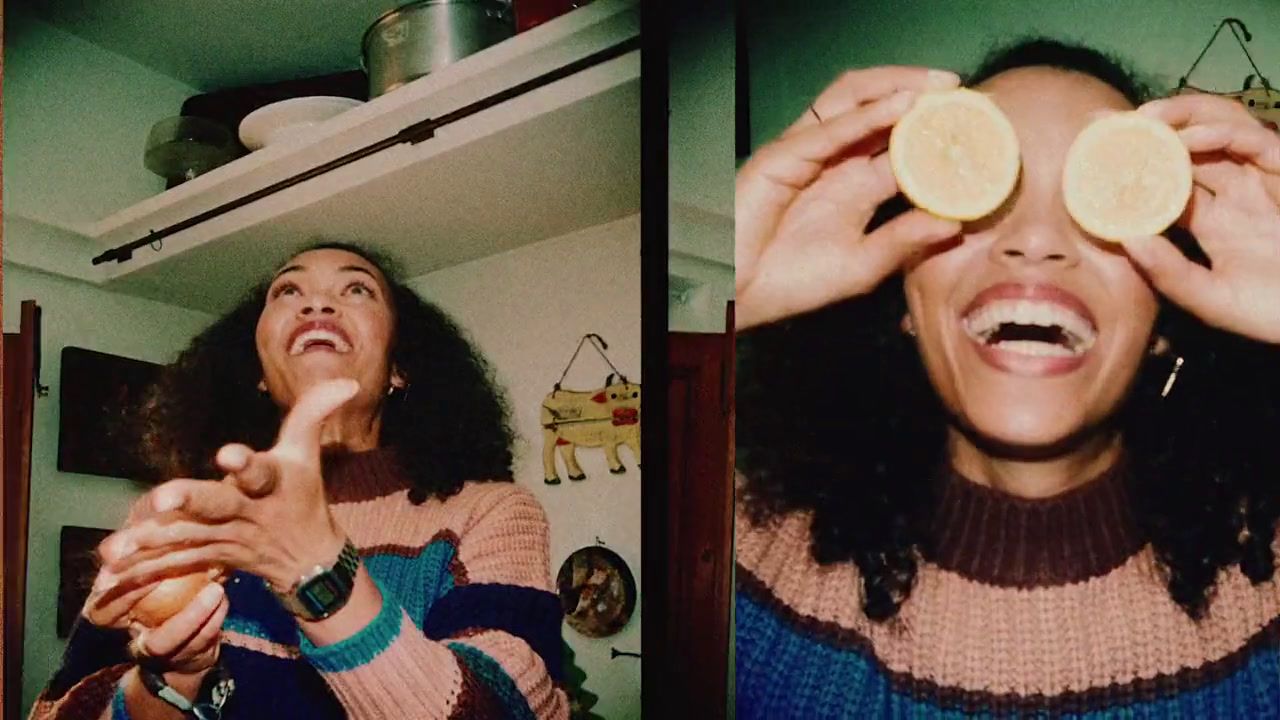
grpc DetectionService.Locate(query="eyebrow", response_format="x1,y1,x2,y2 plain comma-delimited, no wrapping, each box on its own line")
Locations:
271,264,379,281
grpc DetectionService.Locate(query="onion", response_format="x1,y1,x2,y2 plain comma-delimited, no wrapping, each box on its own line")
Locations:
130,566,225,627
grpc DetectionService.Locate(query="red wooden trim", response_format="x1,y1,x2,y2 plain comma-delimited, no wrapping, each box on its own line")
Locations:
4,301,38,720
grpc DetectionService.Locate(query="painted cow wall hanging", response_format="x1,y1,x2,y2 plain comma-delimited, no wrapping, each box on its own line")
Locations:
542,373,641,484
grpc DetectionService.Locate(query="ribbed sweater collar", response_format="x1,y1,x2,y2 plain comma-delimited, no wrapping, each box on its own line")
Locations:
925,457,1144,588
321,447,414,503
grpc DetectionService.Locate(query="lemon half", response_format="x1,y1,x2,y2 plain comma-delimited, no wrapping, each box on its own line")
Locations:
1062,111,1192,243
889,88,1021,221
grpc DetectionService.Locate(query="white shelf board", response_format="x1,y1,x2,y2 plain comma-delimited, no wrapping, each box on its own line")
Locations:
89,0,640,312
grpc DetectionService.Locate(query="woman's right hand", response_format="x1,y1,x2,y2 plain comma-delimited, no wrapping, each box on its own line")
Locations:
735,66,965,329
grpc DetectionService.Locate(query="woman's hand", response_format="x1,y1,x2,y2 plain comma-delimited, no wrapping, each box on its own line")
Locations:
735,66,964,329
84,568,229,675
1124,94,1280,344
99,379,359,596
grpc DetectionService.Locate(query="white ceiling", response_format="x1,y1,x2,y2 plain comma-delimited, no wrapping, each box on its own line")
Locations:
19,0,402,90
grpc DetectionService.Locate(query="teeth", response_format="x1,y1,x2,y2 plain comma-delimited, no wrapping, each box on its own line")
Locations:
962,299,1096,353
990,339,1077,358
289,329,352,356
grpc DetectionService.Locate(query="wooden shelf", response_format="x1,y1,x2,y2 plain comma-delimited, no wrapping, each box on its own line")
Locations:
89,0,639,313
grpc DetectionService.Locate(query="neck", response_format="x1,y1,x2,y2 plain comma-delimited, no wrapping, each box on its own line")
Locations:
947,425,1123,499
317,405,383,452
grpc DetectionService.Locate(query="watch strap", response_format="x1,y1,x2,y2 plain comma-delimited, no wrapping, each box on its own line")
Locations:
275,538,361,620
138,661,234,720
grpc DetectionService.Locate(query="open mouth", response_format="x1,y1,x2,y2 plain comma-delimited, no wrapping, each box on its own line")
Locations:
962,299,1097,358
287,322,353,356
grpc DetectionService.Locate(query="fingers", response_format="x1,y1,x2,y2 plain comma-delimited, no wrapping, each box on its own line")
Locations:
140,583,226,658
101,518,257,573
273,378,359,464
738,206,959,330
150,480,251,523
1123,234,1229,319
111,543,251,593
861,208,962,276
1191,155,1246,197
215,443,253,474
84,579,162,629
788,66,960,135
172,593,230,665
1178,122,1280,175
218,444,279,498
1139,93,1256,127
737,92,923,287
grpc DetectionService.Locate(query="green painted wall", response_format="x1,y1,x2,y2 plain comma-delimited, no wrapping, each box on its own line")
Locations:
4,265,214,718
669,2,735,335
746,0,1280,149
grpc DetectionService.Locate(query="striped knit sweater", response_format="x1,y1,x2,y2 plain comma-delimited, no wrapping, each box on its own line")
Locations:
736,462,1280,718
30,448,569,720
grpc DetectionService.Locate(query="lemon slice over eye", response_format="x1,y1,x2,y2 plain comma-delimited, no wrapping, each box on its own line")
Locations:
889,88,1021,221
1062,111,1192,243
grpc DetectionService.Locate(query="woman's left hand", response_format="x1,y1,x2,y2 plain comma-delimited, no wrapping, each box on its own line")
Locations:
99,379,360,594
1122,93,1280,344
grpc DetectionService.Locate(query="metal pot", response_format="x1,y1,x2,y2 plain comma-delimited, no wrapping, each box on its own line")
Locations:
362,0,514,98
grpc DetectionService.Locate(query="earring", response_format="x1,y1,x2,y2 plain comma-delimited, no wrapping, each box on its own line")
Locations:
1149,335,1171,356
901,314,917,338
257,379,269,395
1161,356,1184,398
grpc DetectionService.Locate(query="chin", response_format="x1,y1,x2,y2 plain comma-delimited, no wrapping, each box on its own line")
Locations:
957,397,1095,459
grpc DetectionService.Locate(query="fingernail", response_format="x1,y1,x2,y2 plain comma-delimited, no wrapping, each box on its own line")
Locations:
891,90,917,110
199,583,224,607
1137,99,1167,117
97,571,117,590
152,490,180,513
926,69,961,90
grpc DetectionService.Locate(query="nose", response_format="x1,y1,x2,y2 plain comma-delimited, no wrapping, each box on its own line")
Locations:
298,293,337,317
988,210,1082,269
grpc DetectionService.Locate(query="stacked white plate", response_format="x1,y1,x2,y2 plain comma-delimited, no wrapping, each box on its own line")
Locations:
238,96,365,150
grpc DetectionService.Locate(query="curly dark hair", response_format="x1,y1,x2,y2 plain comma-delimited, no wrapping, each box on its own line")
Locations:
738,38,1280,621
133,241,515,503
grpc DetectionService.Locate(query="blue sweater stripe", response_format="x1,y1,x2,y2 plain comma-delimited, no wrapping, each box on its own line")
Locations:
298,575,404,673
738,589,1280,719
424,583,566,683
448,643,539,720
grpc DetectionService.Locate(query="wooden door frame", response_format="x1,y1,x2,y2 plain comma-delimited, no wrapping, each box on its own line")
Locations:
4,301,40,720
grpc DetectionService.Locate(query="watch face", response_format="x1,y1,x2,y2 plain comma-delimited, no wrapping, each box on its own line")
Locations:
304,580,338,607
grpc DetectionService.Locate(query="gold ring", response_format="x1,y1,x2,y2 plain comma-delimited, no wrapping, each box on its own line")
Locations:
127,633,151,660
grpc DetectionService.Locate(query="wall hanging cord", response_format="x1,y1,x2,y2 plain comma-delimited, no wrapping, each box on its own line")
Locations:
554,333,628,391
1178,18,1271,93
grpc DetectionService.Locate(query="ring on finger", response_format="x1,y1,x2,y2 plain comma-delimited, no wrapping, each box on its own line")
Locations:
128,632,152,660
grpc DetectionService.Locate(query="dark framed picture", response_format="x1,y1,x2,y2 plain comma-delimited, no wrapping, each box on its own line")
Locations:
58,525,112,638
57,346,162,480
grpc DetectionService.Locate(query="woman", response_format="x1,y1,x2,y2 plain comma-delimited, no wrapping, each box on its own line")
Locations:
735,39,1280,717
31,243,568,719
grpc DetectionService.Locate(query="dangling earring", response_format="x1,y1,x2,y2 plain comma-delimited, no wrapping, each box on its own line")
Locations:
1161,356,1184,398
